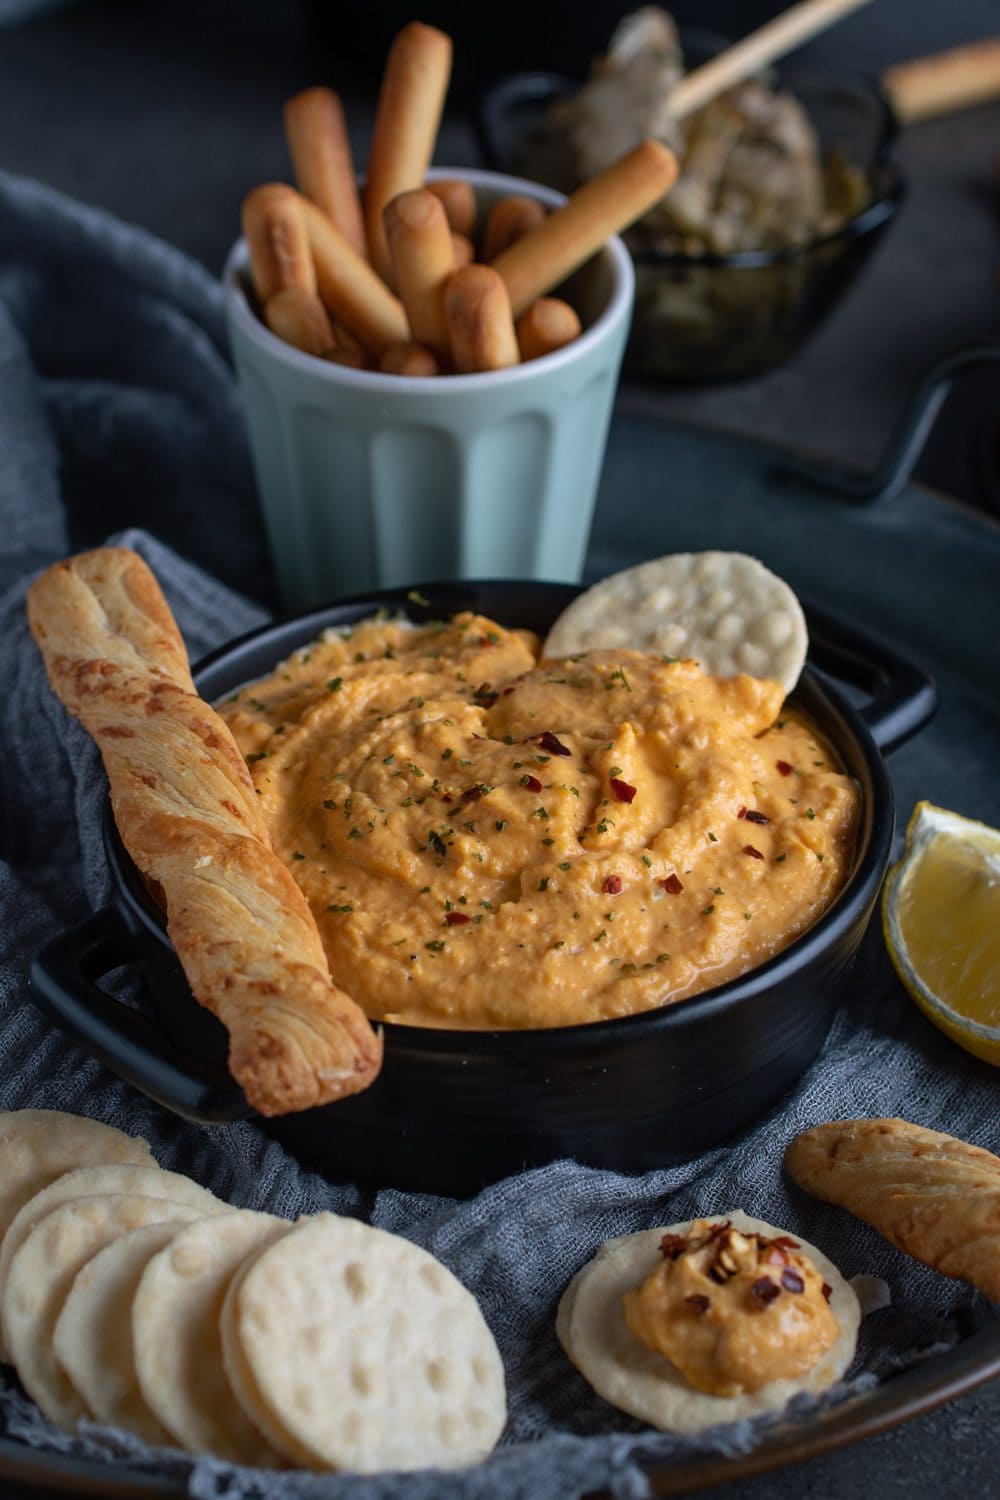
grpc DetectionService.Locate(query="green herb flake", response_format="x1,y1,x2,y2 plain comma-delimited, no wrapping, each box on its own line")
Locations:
703,904,715,915
407,588,430,606
708,831,718,842
383,754,395,765
775,853,787,863
427,830,447,856
441,749,453,761
408,763,425,778
246,751,270,763
806,808,816,820
641,855,652,867
292,850,305,860
326,903,353,913
559,861,572,871
348,827,363,840
425,939,445,953
326,677,343,693
322,799,337,811
538,877,549,892
495,819,507,832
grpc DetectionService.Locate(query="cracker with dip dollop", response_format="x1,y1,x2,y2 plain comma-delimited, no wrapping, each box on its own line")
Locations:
557,1211,860,1433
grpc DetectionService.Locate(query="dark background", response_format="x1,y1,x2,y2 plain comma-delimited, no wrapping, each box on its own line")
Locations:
1,0,998,514
0,2,998,1496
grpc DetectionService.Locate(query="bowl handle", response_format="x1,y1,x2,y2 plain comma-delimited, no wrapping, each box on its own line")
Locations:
806,604,938,754
29,908,251,1123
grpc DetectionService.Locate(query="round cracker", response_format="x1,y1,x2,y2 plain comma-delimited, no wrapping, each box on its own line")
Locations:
0,1111,153,1361
543,553,808,692
557,1211,860,1433
221,1213,507,1472
4,1194,207,1428
0,1163,220,1353
133,1211,288,1466
53,1220,192,1445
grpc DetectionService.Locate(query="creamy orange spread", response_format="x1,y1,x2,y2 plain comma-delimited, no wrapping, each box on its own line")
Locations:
623,1220,840,1396
219,611,859,1029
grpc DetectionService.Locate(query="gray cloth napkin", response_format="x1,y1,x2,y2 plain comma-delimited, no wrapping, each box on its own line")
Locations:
0,170,998,1500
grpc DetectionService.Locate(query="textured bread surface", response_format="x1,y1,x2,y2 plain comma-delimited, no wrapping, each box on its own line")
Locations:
27,548,382,1115
786,1118,1000,1301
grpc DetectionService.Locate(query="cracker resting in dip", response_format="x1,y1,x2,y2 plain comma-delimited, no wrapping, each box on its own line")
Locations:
542,552,808,692
557,1211,860,1433
220,606,857,1029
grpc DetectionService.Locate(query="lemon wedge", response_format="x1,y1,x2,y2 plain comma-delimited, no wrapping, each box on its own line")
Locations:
882,801,1000,1065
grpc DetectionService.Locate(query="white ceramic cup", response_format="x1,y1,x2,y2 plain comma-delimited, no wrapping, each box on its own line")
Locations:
224,168,634,608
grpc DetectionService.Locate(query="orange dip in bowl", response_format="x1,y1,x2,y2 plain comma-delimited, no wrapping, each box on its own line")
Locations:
220,610,859,1029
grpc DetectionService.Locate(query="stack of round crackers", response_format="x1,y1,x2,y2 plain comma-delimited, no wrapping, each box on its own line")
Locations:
0,1110,506,1471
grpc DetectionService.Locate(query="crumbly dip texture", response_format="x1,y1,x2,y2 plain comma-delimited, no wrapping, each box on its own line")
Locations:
557,1211,860,1434
219,612,860,1030
544,7,870,257
623,1218,839,1395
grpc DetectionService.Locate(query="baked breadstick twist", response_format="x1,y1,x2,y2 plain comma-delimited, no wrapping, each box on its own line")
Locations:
786,1118,1000,1301
27,548,382,1116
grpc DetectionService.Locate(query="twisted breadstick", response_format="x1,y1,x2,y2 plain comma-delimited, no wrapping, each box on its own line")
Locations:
27,549,382,1116
786,1118,1000,1301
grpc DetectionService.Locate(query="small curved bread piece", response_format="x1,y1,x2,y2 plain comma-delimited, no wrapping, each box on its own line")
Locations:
786,1118,1000,1301
26,548,382,1115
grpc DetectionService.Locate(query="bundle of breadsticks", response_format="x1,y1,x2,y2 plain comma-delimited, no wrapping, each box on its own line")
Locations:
241,21,678,377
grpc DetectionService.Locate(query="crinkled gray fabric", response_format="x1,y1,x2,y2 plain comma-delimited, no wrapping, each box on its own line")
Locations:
0,170,999,1500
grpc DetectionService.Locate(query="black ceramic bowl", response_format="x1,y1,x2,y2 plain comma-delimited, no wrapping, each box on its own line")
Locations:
30,583,936,1195
479,52,905,381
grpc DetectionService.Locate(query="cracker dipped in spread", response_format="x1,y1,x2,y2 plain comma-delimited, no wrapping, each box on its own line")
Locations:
219,598,859,1030
557,1211,861,1433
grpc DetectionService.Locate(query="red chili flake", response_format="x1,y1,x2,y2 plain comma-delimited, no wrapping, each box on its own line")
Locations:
767,1247,789,1267
781,1268,805,1294
660,1233,687,1260
445,911,472,926
742,844,765,860
776,760,794,776
660,873,684,895
521,774,542,793
441,793,453,803
460,785,484,805
537,731,571,757
773,1236,800,1249
685,1294,711,1315
745,810,770,825
737,806,747,819
750,1277,781,1307
821,1281,832,1302
502,685,516,696
602,874,623,895
473,684,498,707
610,778,637,803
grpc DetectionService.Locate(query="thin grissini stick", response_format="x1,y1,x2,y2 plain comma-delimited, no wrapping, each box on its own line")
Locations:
451,232,475,268
365,22,453,283
483,195,547,262
516,298,582,362
26,548,382,1117
265,287,336,358
427,177,477,237
283,86,367,258
493,140,679,318
379,342,440,376
882,39,1000,124
384,189,455,358
329,322,368,368
299,194,410,357
667,0,875,120
242,184,316,303
443,265,520,374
